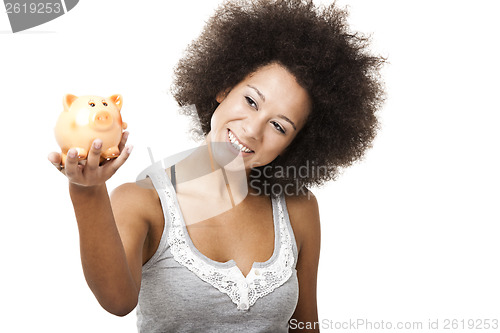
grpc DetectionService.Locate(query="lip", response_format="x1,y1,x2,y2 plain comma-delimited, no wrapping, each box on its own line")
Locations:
226,128,255,156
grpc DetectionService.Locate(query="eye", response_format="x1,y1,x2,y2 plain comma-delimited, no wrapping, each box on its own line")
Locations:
102,101,108,106
89,102,95,107
271,121,285,134
245,96,257,109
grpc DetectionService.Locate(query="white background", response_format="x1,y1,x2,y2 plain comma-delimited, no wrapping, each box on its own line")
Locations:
1,1,499,332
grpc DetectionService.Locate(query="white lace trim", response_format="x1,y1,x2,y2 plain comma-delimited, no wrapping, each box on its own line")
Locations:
153,171,295,311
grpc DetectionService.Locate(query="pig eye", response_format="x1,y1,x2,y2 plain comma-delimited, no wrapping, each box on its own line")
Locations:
89,102,95,107
102,102,108,106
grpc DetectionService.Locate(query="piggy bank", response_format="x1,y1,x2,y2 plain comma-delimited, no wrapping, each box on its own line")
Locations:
54,94,128,166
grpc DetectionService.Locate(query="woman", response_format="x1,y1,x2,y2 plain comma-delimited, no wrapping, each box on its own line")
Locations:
48,0,384,331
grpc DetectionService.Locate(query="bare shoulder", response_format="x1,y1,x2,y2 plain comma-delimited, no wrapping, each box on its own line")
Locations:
284,189,320,254
110,178,161,222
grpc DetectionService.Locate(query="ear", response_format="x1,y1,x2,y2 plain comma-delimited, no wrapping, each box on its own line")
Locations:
216,88,231,103
63,94,78,111
109,94,123,112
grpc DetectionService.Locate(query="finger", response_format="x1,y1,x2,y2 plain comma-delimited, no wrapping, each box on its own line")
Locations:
86,139,103,171
64,148,80,179
105,144,133,177
118,131,129,152
48,152,62,170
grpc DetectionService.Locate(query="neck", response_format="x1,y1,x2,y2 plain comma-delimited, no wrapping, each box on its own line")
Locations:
172,138,250,205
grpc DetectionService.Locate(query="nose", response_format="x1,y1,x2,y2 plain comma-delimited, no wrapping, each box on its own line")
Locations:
242,113,266,141
92,111,113,129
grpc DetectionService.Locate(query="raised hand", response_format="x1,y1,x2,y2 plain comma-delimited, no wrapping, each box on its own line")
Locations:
48,131,132,187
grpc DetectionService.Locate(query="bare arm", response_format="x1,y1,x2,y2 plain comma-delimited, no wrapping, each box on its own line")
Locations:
49,134,150,316
288,191,321,332
70,183,144,316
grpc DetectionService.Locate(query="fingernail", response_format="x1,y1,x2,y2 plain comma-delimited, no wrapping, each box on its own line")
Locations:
68,149,76,158
127,145,133,154
94,139,102,149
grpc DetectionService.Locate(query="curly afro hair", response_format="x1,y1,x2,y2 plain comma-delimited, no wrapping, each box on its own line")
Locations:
172,0,385,191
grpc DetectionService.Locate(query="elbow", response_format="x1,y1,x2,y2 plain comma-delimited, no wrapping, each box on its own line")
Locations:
100,294,138,317
107,302,137,317
110,306,135,317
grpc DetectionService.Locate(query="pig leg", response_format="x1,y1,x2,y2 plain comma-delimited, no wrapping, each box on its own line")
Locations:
74,147,88,160
101,146,120,159
61,148,87,166
61,152,68,166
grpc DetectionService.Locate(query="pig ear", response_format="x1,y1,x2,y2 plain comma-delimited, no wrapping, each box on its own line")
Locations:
109,94,123,111
63,94,78,111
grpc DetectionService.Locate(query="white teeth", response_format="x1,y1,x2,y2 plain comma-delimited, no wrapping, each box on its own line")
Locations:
228,130,253,153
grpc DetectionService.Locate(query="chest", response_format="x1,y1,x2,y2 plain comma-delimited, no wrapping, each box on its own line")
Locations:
142,171,300,313
184,195,276,277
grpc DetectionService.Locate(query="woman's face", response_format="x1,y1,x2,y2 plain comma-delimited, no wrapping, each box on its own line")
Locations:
208,63,311,171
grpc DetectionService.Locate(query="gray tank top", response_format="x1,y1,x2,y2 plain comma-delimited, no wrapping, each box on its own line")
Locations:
136,166,299,332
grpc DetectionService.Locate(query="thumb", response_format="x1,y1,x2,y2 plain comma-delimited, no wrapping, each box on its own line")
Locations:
48,151,62,170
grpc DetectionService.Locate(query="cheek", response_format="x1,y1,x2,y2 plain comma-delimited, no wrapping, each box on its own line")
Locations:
210,101,233,125
261,136,291,159
273,135,297,157
210,106,224,132
210,113,217,131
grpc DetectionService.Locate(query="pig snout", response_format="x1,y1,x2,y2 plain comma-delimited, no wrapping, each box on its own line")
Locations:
91,111,114,129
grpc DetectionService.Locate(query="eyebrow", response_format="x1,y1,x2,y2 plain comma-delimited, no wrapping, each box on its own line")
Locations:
247,85,266,102
247,84,297,131
278,115,297,131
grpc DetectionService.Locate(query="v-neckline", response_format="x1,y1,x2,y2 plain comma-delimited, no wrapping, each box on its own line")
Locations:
164,169,280,279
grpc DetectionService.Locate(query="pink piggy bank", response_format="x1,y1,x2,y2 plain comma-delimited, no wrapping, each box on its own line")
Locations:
54,94,128,166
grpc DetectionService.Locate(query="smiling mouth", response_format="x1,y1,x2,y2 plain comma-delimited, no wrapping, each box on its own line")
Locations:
227,129,254,153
